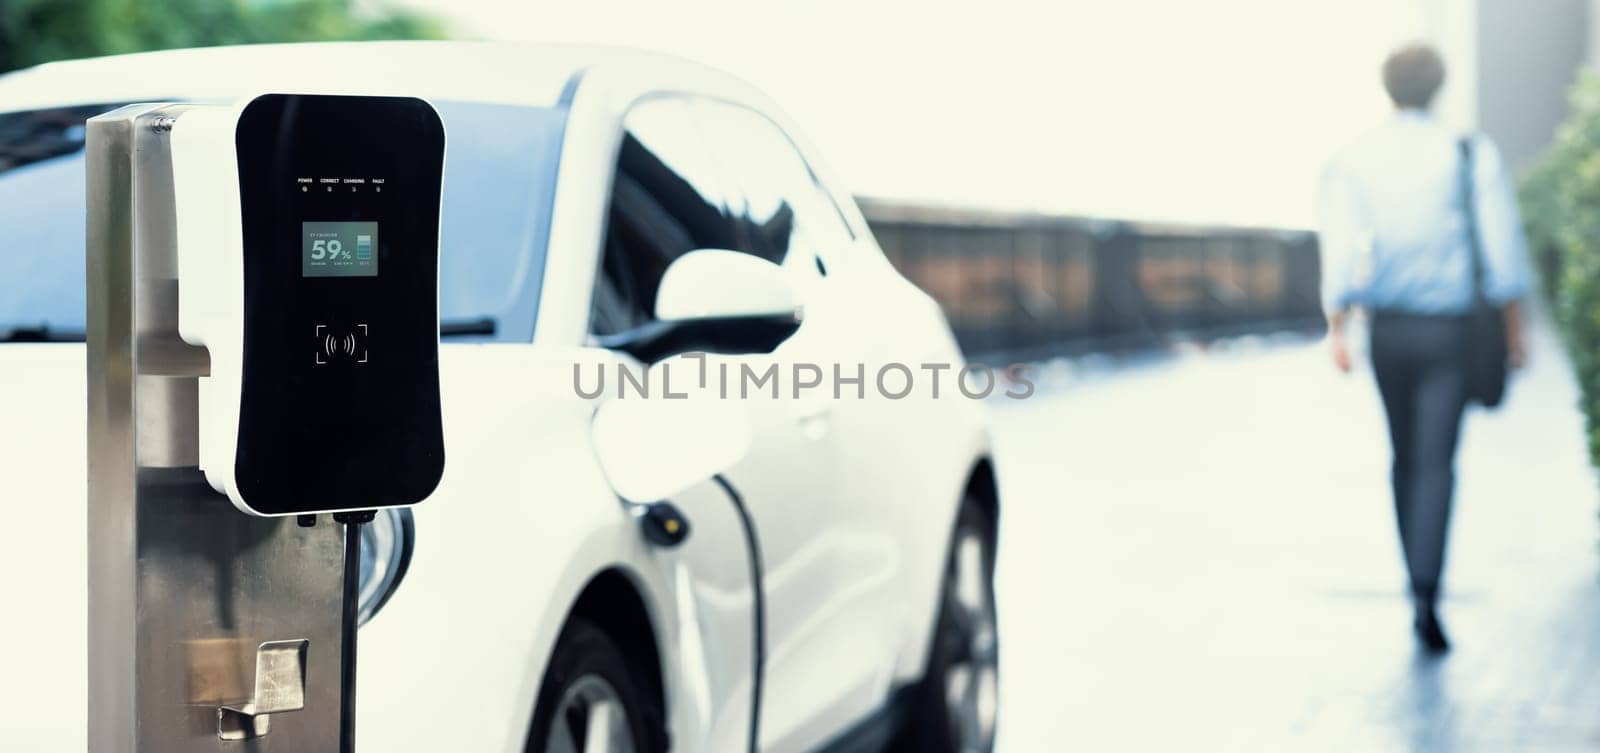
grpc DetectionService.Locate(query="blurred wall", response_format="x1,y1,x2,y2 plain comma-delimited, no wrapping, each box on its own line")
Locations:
861,199,1323,358
1475,0,1587,171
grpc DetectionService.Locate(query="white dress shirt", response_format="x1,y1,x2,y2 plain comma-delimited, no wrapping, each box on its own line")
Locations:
1318,109,1531,315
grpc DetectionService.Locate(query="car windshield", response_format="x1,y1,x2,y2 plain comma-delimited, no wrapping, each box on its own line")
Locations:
0,100,566,342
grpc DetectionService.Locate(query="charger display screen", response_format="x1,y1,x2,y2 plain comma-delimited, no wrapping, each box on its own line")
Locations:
303,221,378,277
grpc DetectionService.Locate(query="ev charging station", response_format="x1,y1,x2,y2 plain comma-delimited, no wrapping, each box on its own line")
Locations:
87,94,445,751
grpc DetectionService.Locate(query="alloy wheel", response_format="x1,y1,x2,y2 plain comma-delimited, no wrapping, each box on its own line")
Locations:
543,674,638,753
943,528,999,753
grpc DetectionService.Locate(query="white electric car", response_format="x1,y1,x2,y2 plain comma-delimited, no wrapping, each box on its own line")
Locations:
0,42,999,753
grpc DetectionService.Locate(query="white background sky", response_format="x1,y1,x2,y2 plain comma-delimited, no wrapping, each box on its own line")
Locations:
401,0,1455,229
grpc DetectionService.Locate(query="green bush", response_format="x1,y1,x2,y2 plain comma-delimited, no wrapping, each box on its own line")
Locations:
1522,73,1600,467
0,0,448,73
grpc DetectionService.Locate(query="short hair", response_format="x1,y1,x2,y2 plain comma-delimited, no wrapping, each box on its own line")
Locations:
1383,43,1445,109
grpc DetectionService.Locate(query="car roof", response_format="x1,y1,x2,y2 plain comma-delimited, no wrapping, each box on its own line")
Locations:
0,41,716,113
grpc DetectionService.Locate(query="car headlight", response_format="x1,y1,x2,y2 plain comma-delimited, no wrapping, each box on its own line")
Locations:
357,507,414,626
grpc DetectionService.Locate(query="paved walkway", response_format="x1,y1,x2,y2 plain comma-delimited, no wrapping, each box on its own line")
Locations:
990,322,1600,752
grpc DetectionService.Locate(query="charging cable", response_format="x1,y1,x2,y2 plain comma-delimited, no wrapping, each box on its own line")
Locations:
711,474,764,753
333,510,376,753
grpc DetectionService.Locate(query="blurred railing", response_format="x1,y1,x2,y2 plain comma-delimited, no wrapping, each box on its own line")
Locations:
859,198,1325,359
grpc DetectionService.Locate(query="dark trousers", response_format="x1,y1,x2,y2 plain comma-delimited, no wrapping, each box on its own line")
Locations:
1369,311,1470,605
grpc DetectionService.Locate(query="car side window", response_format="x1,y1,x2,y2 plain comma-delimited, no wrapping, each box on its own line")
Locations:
694,100,855,276
590,98,739,336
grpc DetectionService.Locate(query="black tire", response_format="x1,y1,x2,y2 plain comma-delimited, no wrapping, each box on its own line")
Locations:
893,498,1000,753
526,616,666,753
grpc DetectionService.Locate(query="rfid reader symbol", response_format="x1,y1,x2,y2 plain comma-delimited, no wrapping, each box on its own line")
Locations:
325,332,356,357
314,324,368,365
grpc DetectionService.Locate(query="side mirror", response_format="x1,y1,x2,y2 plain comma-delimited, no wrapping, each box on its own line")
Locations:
656,249,798,320
590,389,753,503
597,249,803,363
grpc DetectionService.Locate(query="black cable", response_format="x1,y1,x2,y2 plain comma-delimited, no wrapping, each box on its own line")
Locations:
334,510,375,753
712,474,764,753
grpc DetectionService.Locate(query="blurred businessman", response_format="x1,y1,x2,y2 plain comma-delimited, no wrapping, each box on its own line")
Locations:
1318,43,1530,654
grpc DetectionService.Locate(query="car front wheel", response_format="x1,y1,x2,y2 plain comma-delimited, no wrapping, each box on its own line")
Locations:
527,616,664,753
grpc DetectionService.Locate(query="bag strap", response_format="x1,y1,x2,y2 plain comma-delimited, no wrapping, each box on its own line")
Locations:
1458,136,1489,304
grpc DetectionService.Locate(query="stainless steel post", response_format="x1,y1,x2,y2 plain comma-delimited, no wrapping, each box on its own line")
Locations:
87,104,346,753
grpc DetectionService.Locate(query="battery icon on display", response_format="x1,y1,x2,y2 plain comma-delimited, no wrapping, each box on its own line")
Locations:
355,234,373,261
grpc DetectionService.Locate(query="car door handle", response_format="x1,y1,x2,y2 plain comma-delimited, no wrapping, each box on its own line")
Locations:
792,400,831,439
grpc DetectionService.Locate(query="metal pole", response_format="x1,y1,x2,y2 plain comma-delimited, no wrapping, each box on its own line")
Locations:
87,104,346,753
